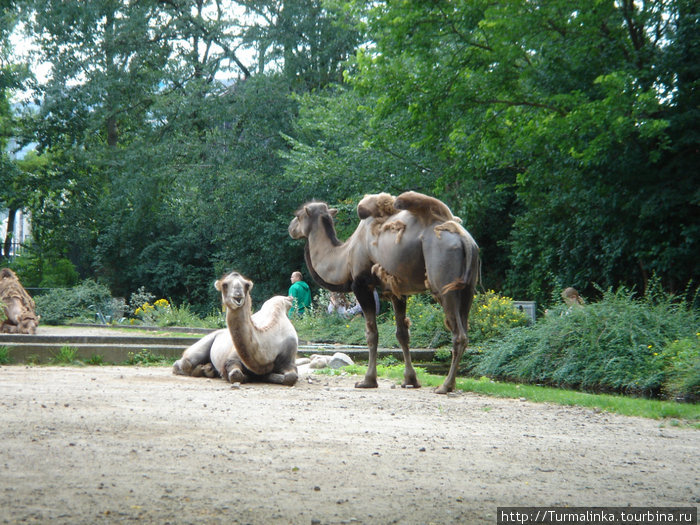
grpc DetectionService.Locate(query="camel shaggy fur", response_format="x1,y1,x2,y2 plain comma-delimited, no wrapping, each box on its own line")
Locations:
393,190,462,224
289,193,479,394
173,272,298,386
0,268,40,334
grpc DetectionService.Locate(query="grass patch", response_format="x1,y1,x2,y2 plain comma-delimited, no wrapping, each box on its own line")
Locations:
337,364,700,427
50,346,81,365
0,346,11,365
85,354,105,365
124,350,175,366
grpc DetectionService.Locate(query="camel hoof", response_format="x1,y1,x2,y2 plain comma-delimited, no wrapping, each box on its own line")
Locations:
355,379,378,389
434,384,452,395
228,368,247,383
201,363,217,378
282,371,298,386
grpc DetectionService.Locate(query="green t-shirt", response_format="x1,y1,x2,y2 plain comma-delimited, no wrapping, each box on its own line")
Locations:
288,280,312,317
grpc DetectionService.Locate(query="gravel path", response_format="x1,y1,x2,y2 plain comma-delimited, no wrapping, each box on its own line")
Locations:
0,366,698,524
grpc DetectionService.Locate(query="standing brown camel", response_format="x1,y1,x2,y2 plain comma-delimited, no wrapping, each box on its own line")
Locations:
288,192,479,394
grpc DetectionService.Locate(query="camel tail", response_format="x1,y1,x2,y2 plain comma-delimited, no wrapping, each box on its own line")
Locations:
440,236,480,295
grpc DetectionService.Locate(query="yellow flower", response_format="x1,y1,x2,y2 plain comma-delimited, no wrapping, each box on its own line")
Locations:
154,298,170,308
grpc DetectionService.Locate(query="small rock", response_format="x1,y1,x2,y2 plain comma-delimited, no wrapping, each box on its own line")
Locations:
329,352,353,369
231,382,241,389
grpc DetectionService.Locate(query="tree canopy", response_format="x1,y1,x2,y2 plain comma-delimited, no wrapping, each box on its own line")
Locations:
2,0,697,308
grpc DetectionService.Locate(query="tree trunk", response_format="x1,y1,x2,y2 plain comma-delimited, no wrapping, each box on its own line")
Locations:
3,207,17,259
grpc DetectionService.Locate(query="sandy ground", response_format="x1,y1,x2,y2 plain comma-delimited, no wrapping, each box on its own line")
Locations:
0,366,698,525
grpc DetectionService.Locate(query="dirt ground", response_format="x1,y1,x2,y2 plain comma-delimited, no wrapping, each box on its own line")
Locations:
0,366,698,525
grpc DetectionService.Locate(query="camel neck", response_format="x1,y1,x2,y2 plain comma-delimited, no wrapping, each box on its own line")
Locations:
305,220,363,288
225,304,268,375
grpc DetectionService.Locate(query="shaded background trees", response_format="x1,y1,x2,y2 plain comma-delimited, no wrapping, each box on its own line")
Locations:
2,0,697,309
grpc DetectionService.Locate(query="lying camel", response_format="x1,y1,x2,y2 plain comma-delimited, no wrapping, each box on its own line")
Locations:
174,272,298,386
0,268,40,334
289,193,479,394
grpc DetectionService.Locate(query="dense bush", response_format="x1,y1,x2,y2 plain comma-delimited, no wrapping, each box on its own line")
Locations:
34,280,113,325
294,290,529,349
132,298,225,329
472,286,699,400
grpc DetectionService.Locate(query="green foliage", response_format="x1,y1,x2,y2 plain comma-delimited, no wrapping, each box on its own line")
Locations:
85,354,104,366
659,335,700,401
39,258,79,287
469,291,530,344
9,0,698,317
0,346,10,365
342,0,699,302
125,350,172,366
474,286,700,399
132,299,222,328
9,251,79,288
405,294,451,348
50,346,79,365
295,290,530,348
7,250,44,288
34,279,113,325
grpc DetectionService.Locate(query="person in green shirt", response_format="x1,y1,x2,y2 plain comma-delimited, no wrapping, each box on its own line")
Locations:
288,271,311,317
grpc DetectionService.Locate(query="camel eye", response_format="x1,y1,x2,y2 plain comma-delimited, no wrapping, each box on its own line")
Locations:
222,283,228,293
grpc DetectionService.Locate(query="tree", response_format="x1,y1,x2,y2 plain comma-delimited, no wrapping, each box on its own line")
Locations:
340,0,698,302
19,0,362,308
0,0,31,262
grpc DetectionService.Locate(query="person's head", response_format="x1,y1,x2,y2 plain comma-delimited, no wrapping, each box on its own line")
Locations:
290,271,303,283
562,287,584,306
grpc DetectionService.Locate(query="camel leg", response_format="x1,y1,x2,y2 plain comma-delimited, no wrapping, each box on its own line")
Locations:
263,367,298,386
436,292,469,394
391,296,420,388
353,282,379,389
224,358,250,384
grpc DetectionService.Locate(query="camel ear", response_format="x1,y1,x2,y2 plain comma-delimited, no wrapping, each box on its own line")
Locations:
329,208,339,217
214,279,222,291
245,279,253,294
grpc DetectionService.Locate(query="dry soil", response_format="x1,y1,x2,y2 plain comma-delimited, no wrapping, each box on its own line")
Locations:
0,366,698,524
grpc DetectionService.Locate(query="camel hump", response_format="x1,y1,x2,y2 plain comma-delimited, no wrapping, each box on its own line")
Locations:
357,193,397,220
394,191,457,224
253,295,295,332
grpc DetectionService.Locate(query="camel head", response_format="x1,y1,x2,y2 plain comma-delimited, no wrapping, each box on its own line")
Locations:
288,201,339,240
215,272,253,311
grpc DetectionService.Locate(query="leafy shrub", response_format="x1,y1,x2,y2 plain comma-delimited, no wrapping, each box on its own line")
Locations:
469,290,530,343
34,280,113,325
134,298,170,325
133,300,222,328
474,286,700,398
9,252,79,287
39,258,79,287
295,290,530,348
0,299,6,323
128,286,155,317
